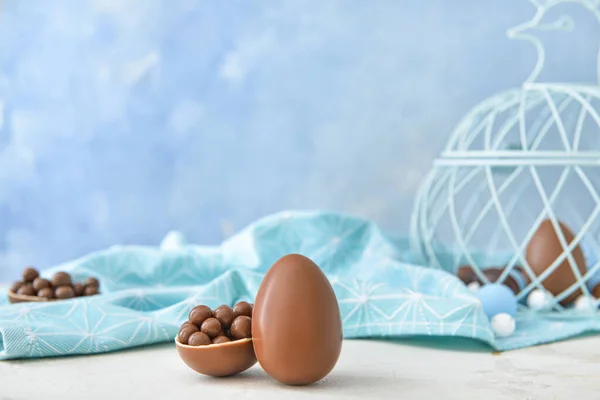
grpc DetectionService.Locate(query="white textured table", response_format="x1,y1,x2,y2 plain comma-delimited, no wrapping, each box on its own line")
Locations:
1,336,598,399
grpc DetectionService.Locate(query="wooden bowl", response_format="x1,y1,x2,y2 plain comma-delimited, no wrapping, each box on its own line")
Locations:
175,336,257,377
7,290,55,304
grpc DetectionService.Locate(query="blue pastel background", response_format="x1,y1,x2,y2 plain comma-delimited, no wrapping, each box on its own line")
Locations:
1,0,599,281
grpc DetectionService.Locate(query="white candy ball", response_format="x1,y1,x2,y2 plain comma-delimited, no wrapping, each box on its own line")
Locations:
527,289,552,310
467,281,481,292
160,231,187,251
491,313,516,337
574,295,597,312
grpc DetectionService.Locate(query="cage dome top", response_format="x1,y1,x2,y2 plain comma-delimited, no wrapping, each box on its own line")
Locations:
441,0,600,164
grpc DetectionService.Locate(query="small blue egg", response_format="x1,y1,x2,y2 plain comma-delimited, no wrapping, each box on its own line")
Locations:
476,283,517,319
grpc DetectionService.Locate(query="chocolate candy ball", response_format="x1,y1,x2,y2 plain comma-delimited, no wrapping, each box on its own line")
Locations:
10,281,23,293
55,285,75,299
212,335,231,345
230,316,252,340
233,301,253,318
200,318,222,338
85,277,100,289
188,331,211,346
52,272,72,287
22,267,39,283
213,305,235,328
180,321,193,330
178,324,199,345
73,283,85,297
83,286,99,296
189,305,212,327
38,288,54,299
17,283,36,296
33,278,51,292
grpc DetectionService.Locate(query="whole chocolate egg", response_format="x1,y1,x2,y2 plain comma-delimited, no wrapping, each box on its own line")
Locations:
525,219,586,305
252,254,342,386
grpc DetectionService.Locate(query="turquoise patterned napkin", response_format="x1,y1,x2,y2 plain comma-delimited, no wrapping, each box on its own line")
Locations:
0,211,598,360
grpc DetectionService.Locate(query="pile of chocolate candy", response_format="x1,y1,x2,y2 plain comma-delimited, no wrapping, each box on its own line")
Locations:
178,301,253,346
10,267,101,300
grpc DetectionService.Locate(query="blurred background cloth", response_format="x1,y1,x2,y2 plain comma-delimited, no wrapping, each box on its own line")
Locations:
0,0,598,280
3,211,597,360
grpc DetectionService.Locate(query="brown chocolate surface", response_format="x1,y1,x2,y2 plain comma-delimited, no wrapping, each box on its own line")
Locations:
230,316,252,340
8,267,102,303
175,301,257,377
457,265,476,283
10,281,23,294
37,288,54,299
33,278,51,292
233,301,252,318
83,286,99,296
175,337,257,377
85,277,100,289
200,318,222,338
17,283,36,296
188,331,211,346
180,321,194,330
212,335,231,345
22,267,39,283
457,265,521,294
252,254,342,386
178,324,199,345
526,219,585,305
52,272,72,287
189,305,212,327
593,284,600,299
73,283,85,297
55,286,75,299
213,305,235,328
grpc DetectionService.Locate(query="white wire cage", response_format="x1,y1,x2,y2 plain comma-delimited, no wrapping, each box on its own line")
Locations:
410,85,600,311
410,0,600,312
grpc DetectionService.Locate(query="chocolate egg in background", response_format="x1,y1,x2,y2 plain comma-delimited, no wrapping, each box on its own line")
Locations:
252,254,342,386
525,219,586,305
457,265,524,294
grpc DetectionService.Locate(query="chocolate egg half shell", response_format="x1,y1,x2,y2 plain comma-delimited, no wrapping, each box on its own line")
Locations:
526,219,586,305
252,254,342,386
175,337,257,377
